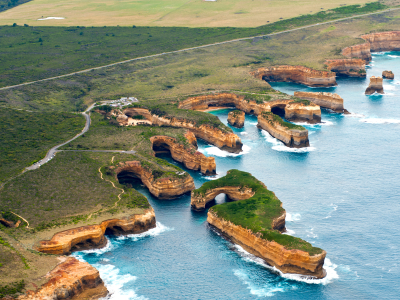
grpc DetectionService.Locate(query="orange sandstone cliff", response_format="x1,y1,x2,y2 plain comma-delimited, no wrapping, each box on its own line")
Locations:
251,66,337,87
150,134,216,175
284,101,321,124
294,91,347,113
35,209,156,255
325,59,366,77
342,43,372,61
365,76,384,95
227,110,245,128
361,31,400,52
257,113,309,148
17,257,107,300
207,211,326,278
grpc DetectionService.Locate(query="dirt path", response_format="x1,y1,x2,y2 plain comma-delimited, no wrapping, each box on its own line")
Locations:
0,7,398,92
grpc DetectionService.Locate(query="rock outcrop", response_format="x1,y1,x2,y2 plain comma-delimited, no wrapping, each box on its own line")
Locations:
257,112,309,148
150,134,216,175
382,70,394,79
342,43,372,61
251,65,337,87
325,59,366,77
115,161,195,199
227,110,245,128
17,257,107,300
365,76,384,95
294,91,348,113
179,93,321,124
191,186,255,210
35,209,156,255
207,211,326,278
361,31,400,52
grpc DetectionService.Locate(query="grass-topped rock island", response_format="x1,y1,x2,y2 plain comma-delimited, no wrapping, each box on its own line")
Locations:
192,170,326,278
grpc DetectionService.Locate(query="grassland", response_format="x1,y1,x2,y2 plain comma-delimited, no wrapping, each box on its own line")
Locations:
261,111,306,131
0,2,391,88
196,169,323,255
0,0,30,13
0,0,385,27
0,107,85,184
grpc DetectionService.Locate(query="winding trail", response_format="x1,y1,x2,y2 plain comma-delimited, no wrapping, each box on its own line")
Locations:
0,8,398,92
10,211,30,229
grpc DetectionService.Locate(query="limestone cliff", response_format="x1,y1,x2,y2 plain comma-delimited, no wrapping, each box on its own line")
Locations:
361,31,400,52
17,257,107,300
150,134,216,175
115,161,195,199
325,59,366,77
382,70,394,79
257,113,309,148
365,76,384,95
207,211,326,278
179,93,321,124
227,110,245,128
191,186,255,210
294,91,348,113
342,43,372,61
35,209,156,255
251,65,337,87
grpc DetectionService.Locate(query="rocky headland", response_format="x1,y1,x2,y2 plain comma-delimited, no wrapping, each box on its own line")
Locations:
365,76,384,95
382,70,394,79
179,93,321,124
257,112,309,148
35,208,156,255
342,43,372,61
16,257,107,300
251,65,337,87
325,59,366,77
227,110,245,128
150,134,216,175
193,169,326,278
294,91,348,113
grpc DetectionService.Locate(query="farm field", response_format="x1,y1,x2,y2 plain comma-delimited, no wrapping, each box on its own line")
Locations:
0,0,384,27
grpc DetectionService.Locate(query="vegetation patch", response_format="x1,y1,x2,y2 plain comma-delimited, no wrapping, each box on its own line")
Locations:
0,280,25,298
196,170,323,255
0,107,85,184
261,112,306,131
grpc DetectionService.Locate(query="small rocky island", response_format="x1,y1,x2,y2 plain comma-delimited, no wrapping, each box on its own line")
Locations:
191,170,326,278
228,110,245,128
365,76,384,95
382,70,394,79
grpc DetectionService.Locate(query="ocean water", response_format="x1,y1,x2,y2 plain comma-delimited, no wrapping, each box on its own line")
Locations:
73,52,400,299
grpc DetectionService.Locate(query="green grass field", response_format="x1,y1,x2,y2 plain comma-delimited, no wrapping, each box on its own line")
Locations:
0,107,85,184
0,2,389,88
0,0,382,27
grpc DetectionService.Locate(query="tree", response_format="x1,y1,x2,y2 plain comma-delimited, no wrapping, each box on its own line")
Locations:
12,23,16,27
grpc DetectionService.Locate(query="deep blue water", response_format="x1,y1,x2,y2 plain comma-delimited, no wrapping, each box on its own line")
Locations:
73,52,400,299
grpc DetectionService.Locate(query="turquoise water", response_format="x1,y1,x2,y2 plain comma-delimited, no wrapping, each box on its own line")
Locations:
73,52,400,299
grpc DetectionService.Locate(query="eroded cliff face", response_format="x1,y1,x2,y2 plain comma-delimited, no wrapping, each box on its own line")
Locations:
361,31,400,52
17,257,107,300
294,91,347,113
35,209,156,255
191,186,255,210
227,111,245,128
179,93,321,124
382,70,394,79
257,114,309,148
251,66,337,87
365,76,384,95
207,211,326,278
342,43,372,61
284,102,321,124
325,59,366,77
150,135,216,175
115,161,195,199
114,106,243,153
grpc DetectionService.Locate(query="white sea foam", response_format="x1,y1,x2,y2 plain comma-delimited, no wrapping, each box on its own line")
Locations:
261,130,316,152
117,222,172,241
283,229,295,236
233,245,339,285
96,264,147,300
204,172,224,180
286,213,301,222
306,228,318,239
240,132,248,135
360,118,400,124
384,85,396,90
37,17,65,20
71,237,114,256
345,112,365,118
249,122,258,125
199,145,251,157
388,54,400,58
293,120,334,127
